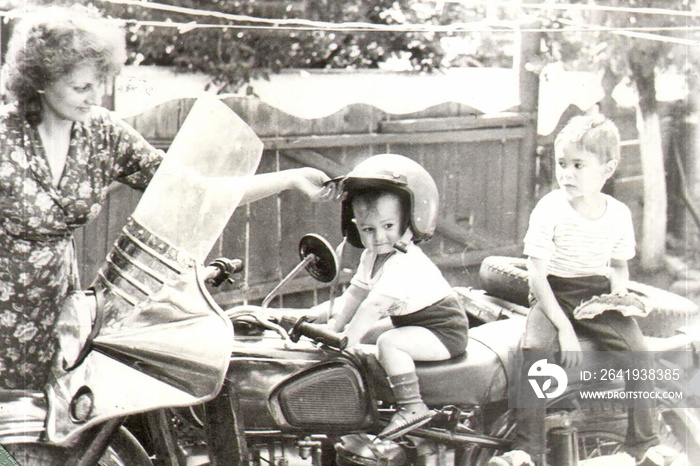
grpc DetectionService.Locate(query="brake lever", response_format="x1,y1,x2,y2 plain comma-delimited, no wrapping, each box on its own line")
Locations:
229,310,294,346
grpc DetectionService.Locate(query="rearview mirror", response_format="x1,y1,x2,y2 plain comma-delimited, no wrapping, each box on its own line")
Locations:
299,234,338,283
261,234,339,309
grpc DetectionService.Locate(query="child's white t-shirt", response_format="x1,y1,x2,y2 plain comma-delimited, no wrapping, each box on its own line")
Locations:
350,242,452,317
523,189,636,278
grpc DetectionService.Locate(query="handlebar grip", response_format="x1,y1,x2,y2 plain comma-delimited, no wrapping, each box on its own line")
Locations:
207,258,244,287
290,316,348,350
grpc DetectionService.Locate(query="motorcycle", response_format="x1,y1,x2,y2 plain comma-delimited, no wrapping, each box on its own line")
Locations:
169,234,700,466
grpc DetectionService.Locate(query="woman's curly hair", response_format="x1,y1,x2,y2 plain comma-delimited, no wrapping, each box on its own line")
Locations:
4,5,126,125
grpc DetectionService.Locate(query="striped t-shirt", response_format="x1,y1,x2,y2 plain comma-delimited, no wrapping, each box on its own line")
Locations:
523,189,636,278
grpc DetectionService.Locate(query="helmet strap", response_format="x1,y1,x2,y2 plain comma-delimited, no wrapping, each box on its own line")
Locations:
393,228,413,254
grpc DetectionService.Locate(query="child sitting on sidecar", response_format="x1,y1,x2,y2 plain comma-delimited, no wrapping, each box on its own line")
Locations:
319,153,468,440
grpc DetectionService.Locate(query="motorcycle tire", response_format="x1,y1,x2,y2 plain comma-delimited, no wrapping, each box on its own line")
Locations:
478,256,530,308
478,256,700,337
4,426,153,466
575,405,700,463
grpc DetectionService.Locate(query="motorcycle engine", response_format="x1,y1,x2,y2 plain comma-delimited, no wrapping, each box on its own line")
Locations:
335,434,407,466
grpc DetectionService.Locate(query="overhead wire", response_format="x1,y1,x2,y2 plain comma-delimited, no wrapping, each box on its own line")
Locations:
98,0,700,31
100,0,700,24
97,0,700,46
1,0,697,45
114,17,700,35
556,17,700,47
446,0,700,19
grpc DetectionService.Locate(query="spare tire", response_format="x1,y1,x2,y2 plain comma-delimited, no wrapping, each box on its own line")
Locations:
478,256,700,337
479,256,530,307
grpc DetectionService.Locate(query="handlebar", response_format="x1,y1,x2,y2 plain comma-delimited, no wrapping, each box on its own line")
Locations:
226,306,347,350
204,257,244,287
287,316,348,350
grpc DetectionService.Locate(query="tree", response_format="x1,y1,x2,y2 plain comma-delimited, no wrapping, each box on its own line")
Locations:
536,0,699,270
37,0,512,93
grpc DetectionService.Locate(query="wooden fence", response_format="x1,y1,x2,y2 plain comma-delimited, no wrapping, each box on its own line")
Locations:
74,96,537,308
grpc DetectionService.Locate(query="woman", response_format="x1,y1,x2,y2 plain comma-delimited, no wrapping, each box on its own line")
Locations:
0,6,330,390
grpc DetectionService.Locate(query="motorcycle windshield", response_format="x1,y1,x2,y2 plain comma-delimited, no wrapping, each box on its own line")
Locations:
133,95,263,262
46,96,263,444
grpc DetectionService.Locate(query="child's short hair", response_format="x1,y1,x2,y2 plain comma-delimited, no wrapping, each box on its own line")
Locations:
554,114,621,163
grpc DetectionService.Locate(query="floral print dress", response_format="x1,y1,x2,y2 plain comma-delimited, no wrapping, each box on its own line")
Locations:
0,105,163,390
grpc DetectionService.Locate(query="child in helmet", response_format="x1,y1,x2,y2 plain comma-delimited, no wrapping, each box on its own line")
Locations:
324,153,468,440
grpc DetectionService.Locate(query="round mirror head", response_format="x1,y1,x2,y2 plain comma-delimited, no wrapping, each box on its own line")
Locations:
299,234,339,283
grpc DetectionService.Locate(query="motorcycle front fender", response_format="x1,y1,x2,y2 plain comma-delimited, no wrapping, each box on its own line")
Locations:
46,262,233,445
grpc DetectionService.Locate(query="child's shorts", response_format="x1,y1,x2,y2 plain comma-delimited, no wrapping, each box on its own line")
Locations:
390,293,469,358
533,275,611,317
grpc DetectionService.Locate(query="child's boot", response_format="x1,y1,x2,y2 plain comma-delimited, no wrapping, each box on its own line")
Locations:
378,372,434,440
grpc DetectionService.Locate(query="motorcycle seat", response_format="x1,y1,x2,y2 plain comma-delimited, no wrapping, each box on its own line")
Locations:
353,319,527,406
416,318,611,406
416,318,524,406
361,317,610,408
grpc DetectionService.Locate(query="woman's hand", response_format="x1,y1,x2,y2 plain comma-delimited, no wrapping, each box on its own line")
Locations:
291,167,333,201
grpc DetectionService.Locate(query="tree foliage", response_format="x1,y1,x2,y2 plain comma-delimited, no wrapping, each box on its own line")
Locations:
38,0,512,93
531,0,698,107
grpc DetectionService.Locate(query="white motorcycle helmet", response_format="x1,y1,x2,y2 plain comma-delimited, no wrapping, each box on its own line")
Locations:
340,153,439,251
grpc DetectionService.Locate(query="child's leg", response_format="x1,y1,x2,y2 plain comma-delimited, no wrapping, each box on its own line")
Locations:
511,303,559,465
375,326,448,440
359,316,394,345
574,312,659,460
377,325,451,374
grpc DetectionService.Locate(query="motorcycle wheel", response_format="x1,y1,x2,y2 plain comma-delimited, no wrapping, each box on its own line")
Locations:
465,406,699,465
576,429,624,459
4,426,153,466
576,406,700,462
478,256,700,337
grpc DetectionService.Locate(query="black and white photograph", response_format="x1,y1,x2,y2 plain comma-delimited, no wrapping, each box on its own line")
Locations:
0,1,698,465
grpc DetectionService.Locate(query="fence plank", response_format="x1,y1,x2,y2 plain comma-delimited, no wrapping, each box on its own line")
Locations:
263,126,527,150
379,113,526,133
500,139,521,242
